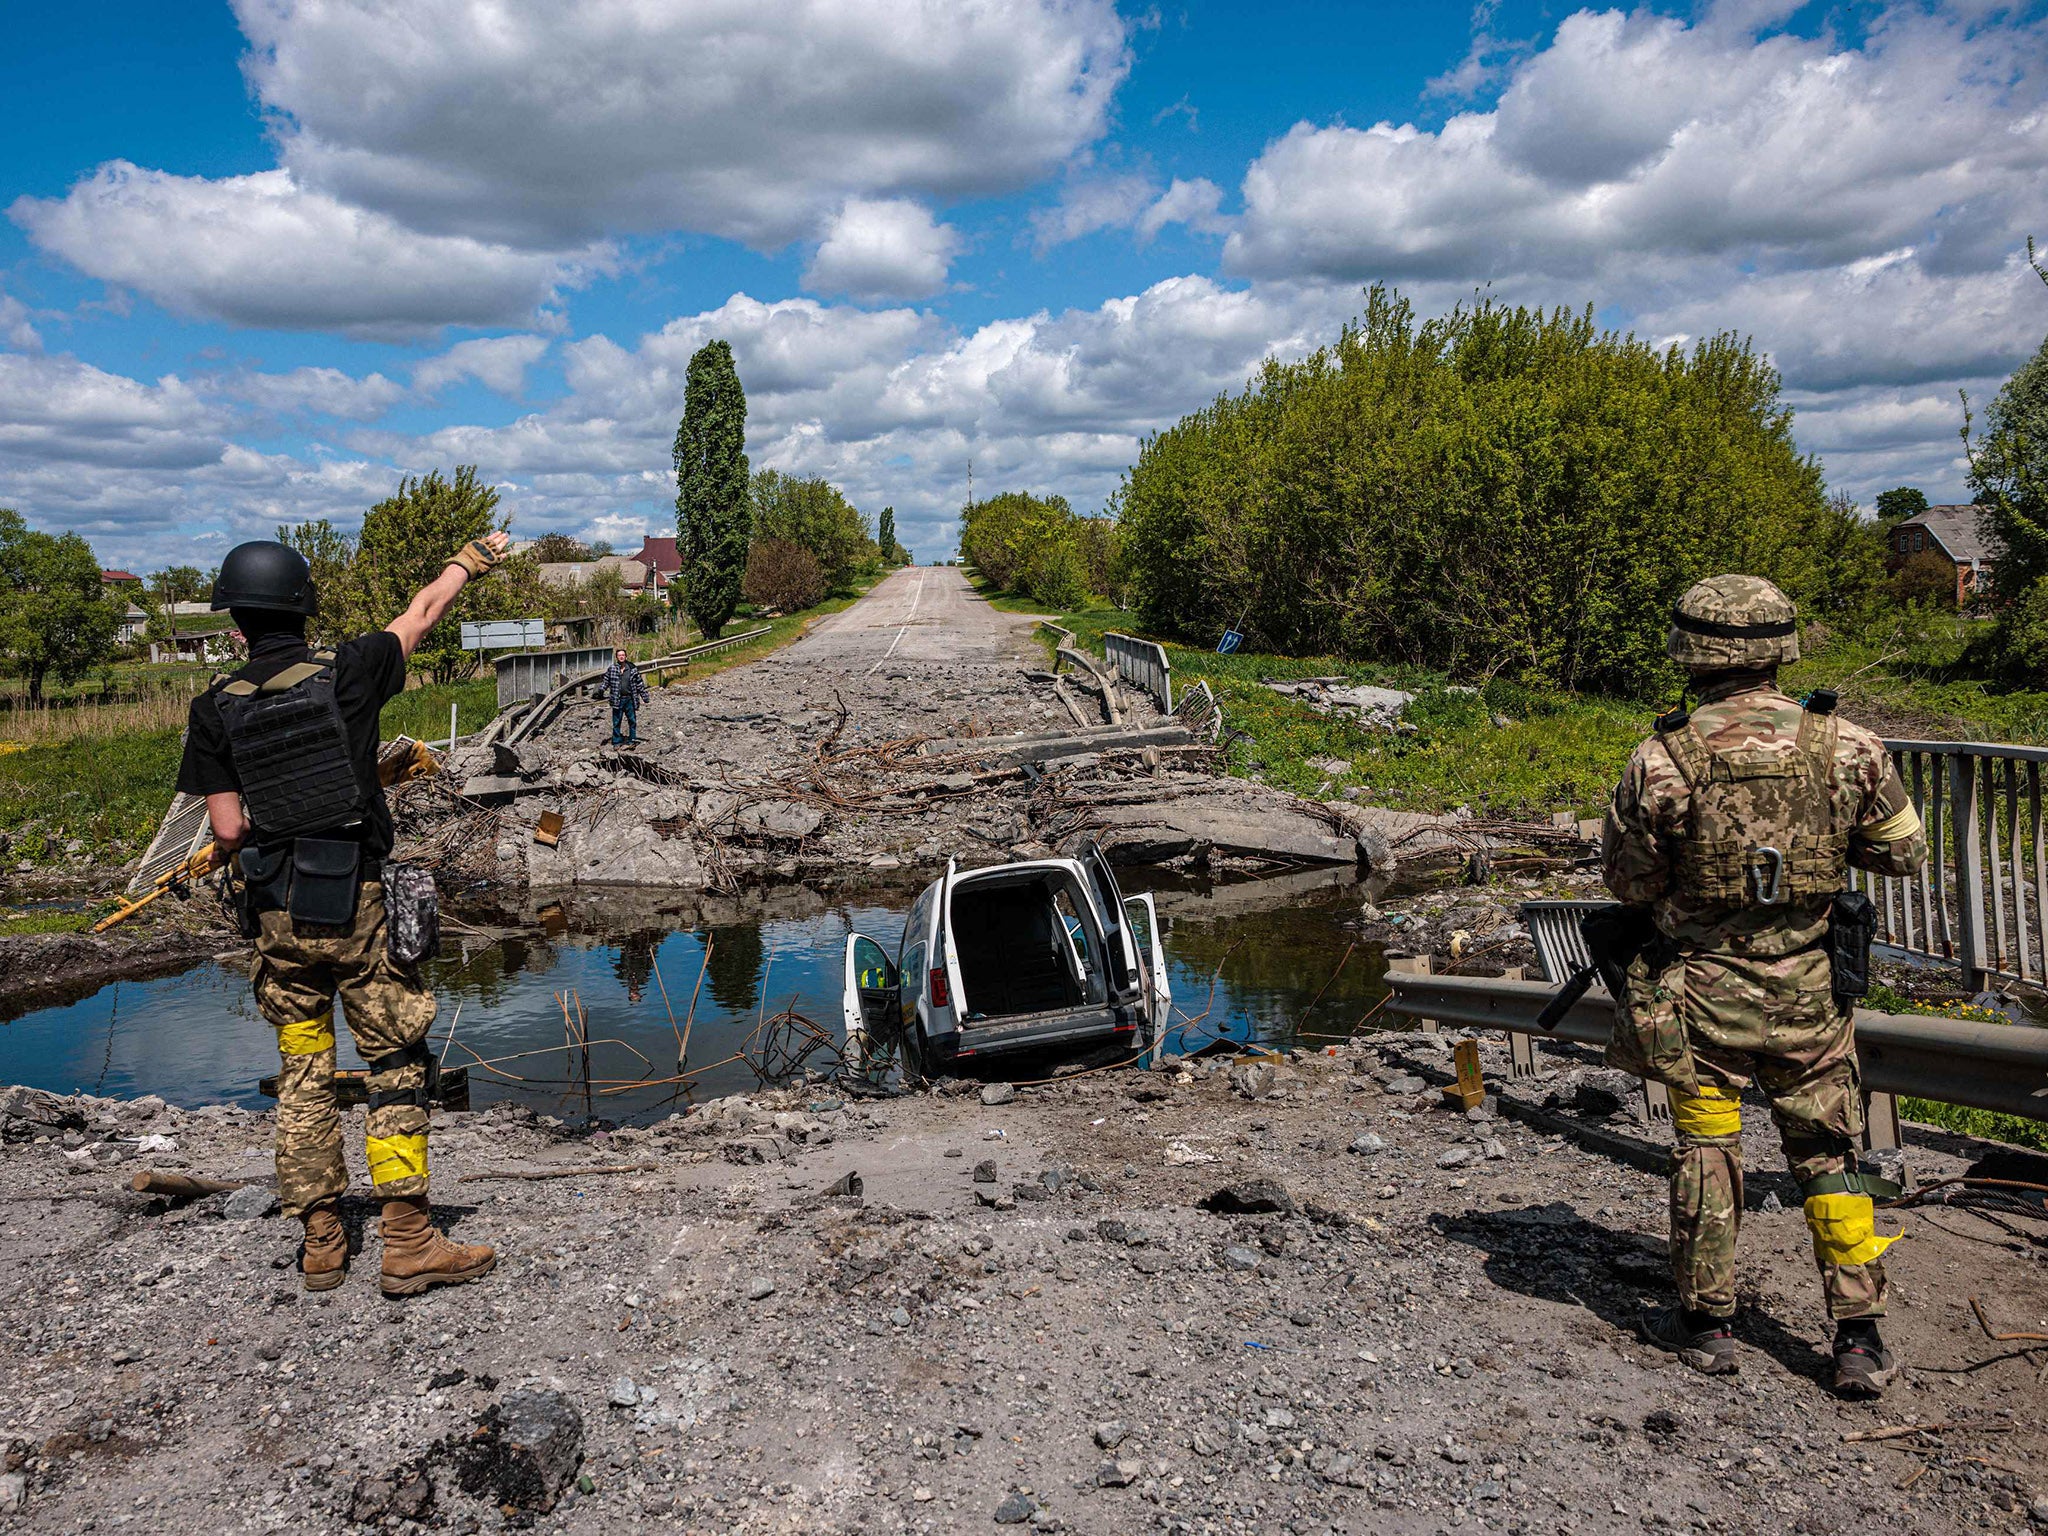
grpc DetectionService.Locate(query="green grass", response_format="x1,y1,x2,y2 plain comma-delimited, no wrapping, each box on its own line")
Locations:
380,678,499,745
1036,607,1652,818
0,906,95,935
1785,624,2048,744
1865,983,2048,1152
0,731,185,863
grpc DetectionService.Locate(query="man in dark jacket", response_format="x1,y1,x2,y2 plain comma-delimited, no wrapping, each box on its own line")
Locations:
603,647,649,745
177,531,508,1295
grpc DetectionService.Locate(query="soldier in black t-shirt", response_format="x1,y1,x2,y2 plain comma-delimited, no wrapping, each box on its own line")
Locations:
179,532,508,1296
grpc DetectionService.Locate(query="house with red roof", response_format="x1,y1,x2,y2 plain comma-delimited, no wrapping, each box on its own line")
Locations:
632,536,682,593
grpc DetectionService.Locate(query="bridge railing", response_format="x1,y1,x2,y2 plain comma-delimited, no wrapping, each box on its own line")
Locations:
1104,632,1172,713
1851,740,2048,990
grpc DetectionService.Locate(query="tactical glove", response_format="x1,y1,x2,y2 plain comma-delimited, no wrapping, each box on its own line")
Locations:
448,538,504,580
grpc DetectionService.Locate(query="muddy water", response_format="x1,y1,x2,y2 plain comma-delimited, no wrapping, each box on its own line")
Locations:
0,867,1393,1121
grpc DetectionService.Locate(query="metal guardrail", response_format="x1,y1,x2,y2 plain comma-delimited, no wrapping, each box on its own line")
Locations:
1852,739,2048,990
494,645,617,711
497,626,771,745
1173,679,1222,742
1382,970,2048,1124
1104,632,1173,713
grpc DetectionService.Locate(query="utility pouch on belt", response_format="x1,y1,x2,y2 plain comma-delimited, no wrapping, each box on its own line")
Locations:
287,837,361,927
236,843,292,936
1825,890,1878,1003
383,862,439,966
1580,905,1700,1095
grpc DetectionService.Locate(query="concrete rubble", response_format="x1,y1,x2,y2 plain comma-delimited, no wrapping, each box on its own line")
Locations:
4,1036,2045,1534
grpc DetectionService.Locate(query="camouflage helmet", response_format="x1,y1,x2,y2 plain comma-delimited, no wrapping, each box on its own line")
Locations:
1667,574,1799,670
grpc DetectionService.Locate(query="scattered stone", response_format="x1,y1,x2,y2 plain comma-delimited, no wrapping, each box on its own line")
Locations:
994,1492,1037,1524
1480,1138,1507,1161
1227,1061,1277,1100
222,1184,278,1221
452,1390,585,1514
980,1083,1016,1106
746,1277,776,1301
973,1158,998,1183
1441,1444,1473,1465
348,1470,433,1524
1093,1421,1128,1449
1199,1178,1295,1215
1347,1132,1386,1155
1382,1073,1427,1096
1436,1148,1472,1170
1760,1192,1784,1214
608,1376,639,1408
1221,1246,1262,1272
1095,1459,1141,1488
1096,1219,1146,1246
0,1474,22,1512
889,1306,913,1329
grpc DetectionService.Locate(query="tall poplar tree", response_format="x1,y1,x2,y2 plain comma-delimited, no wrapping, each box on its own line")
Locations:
673,340,750,638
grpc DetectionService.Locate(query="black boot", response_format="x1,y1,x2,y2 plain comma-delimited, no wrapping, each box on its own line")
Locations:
1638,1306,1738,1374
1831,1320,1897,1398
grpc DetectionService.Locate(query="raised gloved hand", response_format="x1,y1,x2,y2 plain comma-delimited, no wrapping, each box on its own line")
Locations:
448,530,511,579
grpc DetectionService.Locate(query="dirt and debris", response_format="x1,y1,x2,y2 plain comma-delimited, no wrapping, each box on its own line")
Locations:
4,1033,2045,1534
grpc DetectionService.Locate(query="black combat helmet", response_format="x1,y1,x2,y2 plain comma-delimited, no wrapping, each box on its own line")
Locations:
210,540,317,615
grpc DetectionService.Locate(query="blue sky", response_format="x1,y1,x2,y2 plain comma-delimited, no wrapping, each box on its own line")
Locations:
2,0,2044,573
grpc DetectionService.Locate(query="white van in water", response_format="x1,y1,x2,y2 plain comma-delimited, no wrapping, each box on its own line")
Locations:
841,843,1172,1077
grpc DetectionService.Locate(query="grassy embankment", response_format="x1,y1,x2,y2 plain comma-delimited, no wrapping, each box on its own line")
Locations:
983,577,2048,821
0,582,881,873
1865,983,2048,1152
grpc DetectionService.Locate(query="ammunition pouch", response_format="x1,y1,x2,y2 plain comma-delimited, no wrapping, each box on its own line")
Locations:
365,1039,439,1111
1825,890,1878,1003
383,862,440,967
287,837,362,928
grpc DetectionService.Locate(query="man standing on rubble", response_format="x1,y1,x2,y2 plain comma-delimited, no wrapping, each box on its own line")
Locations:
604,646,649,746
176,531,511,1295
1602,575,1926,1397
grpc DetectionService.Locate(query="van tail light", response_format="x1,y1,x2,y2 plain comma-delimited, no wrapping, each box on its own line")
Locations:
929,967,950,1008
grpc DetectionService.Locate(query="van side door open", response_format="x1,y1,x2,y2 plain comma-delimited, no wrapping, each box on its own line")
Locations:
841,932,900,1062
1123,892,1172,1034
1080,841,1138,1005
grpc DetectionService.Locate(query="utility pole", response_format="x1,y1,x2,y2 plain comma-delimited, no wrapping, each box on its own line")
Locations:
966,456,973,510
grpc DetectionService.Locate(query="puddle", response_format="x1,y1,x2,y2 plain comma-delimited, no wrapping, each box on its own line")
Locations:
0,867,1398,1121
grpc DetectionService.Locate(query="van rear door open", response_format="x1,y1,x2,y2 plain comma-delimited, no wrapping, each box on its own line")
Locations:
1080,841,1138,1005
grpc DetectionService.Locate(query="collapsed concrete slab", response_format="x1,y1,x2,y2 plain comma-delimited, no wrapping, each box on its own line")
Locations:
1086,785,1360,867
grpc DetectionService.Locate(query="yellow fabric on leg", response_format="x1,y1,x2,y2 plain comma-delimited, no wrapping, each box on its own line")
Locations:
277,1011,336,1056
1805,1193,1902,1267
1671,1085,1742,1140
366,1132,429,1187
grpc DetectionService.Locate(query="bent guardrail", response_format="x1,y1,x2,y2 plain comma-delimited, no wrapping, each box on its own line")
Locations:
1104,632,1173,713
1382,970,2048,1125
496,625,771,745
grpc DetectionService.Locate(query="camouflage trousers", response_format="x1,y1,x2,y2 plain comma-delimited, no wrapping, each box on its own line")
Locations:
251,881,437,1219
1667,946,1888,1322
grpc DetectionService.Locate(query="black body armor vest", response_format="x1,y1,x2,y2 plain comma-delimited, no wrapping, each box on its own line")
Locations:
213,653,366,842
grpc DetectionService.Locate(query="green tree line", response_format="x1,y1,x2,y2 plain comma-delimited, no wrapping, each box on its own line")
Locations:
959,491,1122,610
1115,285,1886,699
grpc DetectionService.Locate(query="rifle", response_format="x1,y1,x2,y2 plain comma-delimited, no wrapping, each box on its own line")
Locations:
1533,903,1659,1033
91,736,441,935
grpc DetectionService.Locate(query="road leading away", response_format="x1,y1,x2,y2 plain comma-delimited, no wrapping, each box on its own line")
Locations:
784,564,1044,675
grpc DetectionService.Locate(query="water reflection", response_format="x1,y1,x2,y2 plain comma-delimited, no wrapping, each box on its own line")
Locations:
0,868,1394,1121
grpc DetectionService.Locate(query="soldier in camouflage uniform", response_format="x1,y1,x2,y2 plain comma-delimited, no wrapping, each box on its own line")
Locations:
1602,575,1927,1397
179,534,510,1296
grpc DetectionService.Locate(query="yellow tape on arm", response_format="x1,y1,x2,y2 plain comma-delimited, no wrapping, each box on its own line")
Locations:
276,1012,336,1056
366,1132,429,1186
1805,1193,1902,1267
1862,804,1923,845
1671,1086,1742,1140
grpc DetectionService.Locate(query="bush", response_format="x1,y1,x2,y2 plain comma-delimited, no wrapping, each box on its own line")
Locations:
743,539,827,613
959,491,1109,607
1890,550,1956,607
750,471,876,592
1118,286,1867,699
1020,538,1088,610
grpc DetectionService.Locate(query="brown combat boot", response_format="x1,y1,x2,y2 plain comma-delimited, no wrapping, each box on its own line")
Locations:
299,1202,349,1292
378,1197,496,1297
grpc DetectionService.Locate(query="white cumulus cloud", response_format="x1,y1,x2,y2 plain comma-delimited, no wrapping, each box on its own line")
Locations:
803,200,960,303
10,164,601,337
412,335,553,396
237,0,1129,249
